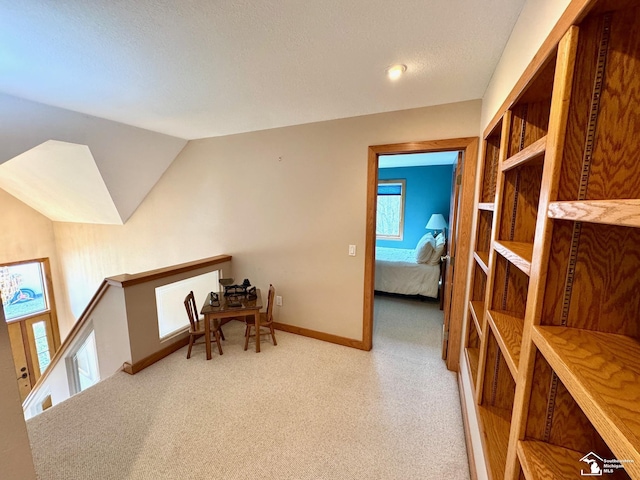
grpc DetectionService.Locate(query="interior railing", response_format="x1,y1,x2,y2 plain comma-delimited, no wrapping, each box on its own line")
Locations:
22,255,232,418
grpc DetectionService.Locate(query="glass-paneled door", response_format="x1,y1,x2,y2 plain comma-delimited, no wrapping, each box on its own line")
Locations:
1,259,61,402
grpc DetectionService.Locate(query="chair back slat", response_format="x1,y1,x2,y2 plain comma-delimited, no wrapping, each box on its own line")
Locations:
265,284,275,324
184,291,198,330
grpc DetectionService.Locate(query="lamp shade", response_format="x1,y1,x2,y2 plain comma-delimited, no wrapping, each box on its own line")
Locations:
425,213,448,231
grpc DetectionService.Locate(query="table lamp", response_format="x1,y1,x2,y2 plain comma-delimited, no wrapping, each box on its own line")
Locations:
426,213,448,236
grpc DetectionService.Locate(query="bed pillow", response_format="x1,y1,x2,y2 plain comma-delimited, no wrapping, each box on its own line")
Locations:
414,233,436,263
428,233,447,265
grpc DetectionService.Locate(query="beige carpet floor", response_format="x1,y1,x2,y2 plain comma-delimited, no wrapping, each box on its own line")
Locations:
27,295,470,479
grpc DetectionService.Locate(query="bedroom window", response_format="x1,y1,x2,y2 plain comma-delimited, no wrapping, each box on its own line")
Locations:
376,180,405,240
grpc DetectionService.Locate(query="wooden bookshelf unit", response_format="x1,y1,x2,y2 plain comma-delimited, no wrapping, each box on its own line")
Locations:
460,1,640,479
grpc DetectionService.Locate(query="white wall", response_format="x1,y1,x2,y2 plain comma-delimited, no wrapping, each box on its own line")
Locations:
52,100,481,341
481,0,572,130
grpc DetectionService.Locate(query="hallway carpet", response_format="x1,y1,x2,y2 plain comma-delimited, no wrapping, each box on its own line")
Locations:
27,296,469,479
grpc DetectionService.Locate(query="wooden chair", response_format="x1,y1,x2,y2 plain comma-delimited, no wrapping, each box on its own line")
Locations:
184,291,224,359
244,284,277,351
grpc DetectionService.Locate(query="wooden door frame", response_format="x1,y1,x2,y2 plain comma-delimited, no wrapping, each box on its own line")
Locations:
442,152,463,360
363,137,479,372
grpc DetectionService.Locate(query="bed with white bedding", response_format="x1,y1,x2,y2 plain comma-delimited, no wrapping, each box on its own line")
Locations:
374,246,442,298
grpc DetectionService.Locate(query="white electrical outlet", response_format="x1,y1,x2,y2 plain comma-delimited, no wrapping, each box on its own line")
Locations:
276,295,283,306
348,244,356,256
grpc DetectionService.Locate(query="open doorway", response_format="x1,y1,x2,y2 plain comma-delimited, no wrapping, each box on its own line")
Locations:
363,138,478,371
373,151,458,365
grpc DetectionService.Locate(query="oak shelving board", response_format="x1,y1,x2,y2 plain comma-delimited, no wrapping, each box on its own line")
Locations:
532,327,640,479
486,310,523,379
478,202,496,211
466,347,480,390
492,241,532,276
473,251,490,274
469,300,484,337
517,441,588,479
548,200,640,228
500,136,547,172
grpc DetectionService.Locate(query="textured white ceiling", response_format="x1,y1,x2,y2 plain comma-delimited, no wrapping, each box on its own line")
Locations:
0,0,525,140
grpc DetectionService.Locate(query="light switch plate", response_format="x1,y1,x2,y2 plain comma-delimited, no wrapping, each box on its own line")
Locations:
348,245,356,256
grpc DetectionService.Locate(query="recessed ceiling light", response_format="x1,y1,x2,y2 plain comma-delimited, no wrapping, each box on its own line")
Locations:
386,64,407,80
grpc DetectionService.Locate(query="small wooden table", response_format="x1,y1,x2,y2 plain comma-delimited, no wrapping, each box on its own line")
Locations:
200,289,263,358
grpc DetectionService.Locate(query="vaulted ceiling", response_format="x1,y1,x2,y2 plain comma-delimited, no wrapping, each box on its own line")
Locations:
1,0,526,140
0,1,526,223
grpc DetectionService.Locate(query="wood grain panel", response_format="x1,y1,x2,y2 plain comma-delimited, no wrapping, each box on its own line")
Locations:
508,104,529,158
548,199,640,227
491,254,529,318
558,13,602,201
518,441,629,480
586,7,640,200
478,404,512,480
514,165,544,244
516,56,557,106
524,350,610,455
477,210,494,254
540,220,573,326
471,263,488,303
525,350,556,441
533,326,640,478
567,223,640,337
483,331,517,411
482,134,502,203
523,101,553,149
499,165,543,244
547,373,610,454
468,313,480,349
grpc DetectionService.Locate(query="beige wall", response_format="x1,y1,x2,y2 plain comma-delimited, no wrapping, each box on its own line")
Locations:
124,260,232,363
0,189,74,337
53,100,481,341
481,0,572,130
0,93,187,223
0,303,37,479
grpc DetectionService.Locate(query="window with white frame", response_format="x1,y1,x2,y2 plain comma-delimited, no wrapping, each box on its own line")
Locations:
155,270,220,340
376,180,406,240
68,329,100,394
